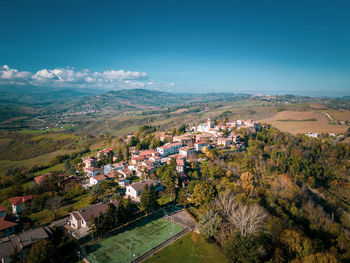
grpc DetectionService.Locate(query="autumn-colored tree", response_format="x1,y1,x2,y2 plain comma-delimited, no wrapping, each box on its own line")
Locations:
240,172,255,196
271,174,298,200
191,181,215,207
281,230,314,259
299,252,339,263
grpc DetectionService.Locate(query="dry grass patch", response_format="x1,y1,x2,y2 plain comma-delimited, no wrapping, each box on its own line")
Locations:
260,110,348,135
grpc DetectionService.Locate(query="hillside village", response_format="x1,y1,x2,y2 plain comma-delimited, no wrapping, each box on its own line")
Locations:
1,115,350,263
0,117,261,262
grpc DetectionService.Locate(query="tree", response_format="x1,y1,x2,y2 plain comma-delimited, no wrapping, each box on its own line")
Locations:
140,185,159,213
25,239,54,263
198,209,222,240
301,252,339,263
176,188,187,206
191,181,215,207
215,194,267,237
45,196,63,219
88,214,97,240
240,172,255,196
90,183,105,198
223,234,260,263
280,230,314,259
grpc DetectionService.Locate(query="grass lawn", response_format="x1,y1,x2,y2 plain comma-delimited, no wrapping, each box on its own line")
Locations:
28,194,93,226
86,217,183,263
157,193,174,206
32,163,64,175
145,232,228,263
0,149,77,176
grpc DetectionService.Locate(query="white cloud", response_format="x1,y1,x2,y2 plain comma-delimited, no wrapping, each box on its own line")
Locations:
32,69,59,81
0,65,31,80
0,65,175,91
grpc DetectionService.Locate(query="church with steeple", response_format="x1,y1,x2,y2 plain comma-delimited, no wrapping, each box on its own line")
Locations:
197,116,215,132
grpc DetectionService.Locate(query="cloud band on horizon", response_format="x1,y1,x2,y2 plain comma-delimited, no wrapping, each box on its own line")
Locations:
0,65,175,90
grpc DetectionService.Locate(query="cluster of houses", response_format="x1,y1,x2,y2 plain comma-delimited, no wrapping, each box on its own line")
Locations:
1,117,260,245
0,225,53,263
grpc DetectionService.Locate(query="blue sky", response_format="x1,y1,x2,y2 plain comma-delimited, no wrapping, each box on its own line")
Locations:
1,0,349,96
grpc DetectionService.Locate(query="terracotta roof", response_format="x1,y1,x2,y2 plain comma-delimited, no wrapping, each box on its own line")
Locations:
84,167,100,172
139,150,157,157
176,154,187,160
106,172,117,179
8,195,34,206
177,159,185,166
0,218,17,231
102,147,113,153
133,156,145,161
92,174,107,181
0,206,5,213
161,142,182,149
34,173,52,185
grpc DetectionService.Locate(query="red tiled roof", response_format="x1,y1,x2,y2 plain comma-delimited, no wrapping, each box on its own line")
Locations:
161,142,182,149
34,173,52,185
84,167,100,172
0,218,17,231
176,159,185,166
102,147,113,153
133,156,145,161
176,154,187,160
8,195,34,206
139,150,156,157
92,174,107,181
106,172,117,179
0,206,5,213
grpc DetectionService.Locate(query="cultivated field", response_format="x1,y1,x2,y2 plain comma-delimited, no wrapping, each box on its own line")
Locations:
260,110,349,135
85,216,183,263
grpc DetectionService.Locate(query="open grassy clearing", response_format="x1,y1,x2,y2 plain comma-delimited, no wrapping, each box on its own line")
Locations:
260,110,349,134
17,129,61,134
0,149,77,176
28,194,92,226
86,217,183,263
30,133,79,141
145,232,228,263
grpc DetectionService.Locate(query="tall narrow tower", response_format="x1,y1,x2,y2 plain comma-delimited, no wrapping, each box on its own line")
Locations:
207,116,213,129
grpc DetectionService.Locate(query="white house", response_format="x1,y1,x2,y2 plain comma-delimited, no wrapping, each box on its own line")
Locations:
83,157,96,168
89,174,107,185
217,138,232,148
194,141,208,152
156,142,183,157
179,146,196,157
118,179,130,187
125,180,162,201
70,202,118,230
84,167,101,177
8,195,34,215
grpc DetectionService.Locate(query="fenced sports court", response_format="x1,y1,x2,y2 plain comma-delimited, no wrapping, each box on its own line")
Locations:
81,207,185,263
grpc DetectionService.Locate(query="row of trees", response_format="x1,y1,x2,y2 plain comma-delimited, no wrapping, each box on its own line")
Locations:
89,198,137,239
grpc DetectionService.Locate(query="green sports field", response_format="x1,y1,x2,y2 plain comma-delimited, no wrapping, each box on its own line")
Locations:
86,216,183,263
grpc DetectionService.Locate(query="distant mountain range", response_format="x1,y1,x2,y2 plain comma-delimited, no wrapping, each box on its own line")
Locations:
0,86,249,122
